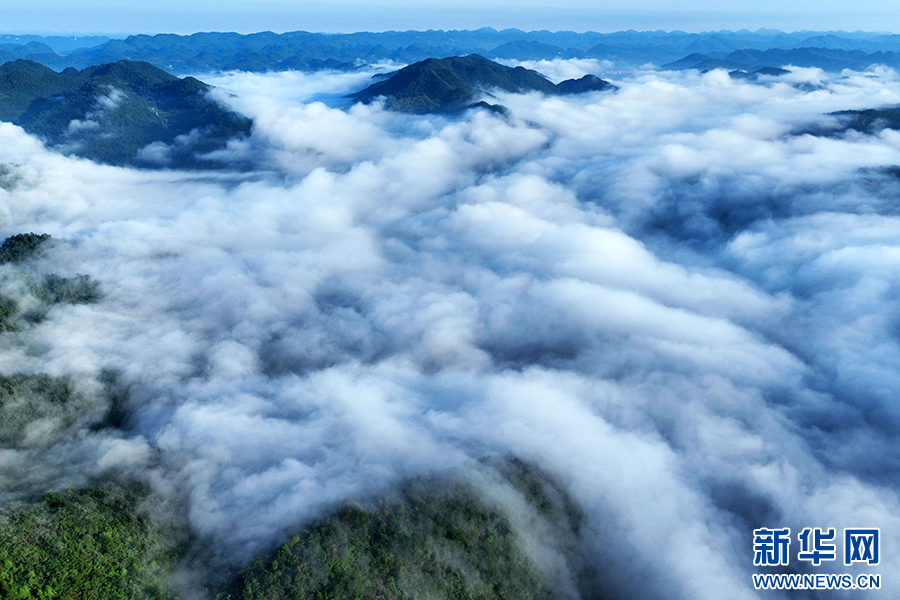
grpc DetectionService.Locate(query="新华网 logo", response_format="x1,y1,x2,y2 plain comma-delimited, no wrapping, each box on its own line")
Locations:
753,527,880,567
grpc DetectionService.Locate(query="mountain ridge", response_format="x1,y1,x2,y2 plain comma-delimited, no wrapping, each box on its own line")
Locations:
350,54,615,114
0,59,251,167
663,47,900,71
6,29,900,74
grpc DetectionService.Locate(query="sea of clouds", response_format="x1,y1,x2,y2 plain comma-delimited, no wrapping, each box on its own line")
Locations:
1,59,899,599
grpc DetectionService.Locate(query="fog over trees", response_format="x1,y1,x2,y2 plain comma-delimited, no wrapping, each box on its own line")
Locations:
1,30,899,600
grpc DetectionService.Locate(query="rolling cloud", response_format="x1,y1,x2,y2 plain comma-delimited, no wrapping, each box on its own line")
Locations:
1,61,899,599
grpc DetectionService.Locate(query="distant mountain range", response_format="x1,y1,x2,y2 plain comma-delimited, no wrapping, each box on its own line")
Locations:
6,29,900,74
0,59,251,167
663,48,900,72
350,54,615,114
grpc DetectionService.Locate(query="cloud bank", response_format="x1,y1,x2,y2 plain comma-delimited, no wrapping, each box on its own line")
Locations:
2,62,900,599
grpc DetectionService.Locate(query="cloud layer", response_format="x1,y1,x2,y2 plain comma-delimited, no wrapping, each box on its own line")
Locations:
2,63,900,599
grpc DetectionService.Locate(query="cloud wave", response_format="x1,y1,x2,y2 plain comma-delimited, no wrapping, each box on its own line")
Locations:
2,63,900,599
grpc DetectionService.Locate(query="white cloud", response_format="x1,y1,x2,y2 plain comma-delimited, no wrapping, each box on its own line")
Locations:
2,64,900,599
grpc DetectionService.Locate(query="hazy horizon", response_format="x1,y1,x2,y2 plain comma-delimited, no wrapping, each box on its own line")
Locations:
3,2,900,37
3,25,900,38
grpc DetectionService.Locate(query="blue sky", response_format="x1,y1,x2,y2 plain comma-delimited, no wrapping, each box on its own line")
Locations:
2,1,898,35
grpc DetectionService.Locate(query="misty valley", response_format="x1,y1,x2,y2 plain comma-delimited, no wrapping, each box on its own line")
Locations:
2,28,900,600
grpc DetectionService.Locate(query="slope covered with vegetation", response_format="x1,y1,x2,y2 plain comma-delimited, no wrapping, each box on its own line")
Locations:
0,485,176,600
0,234,53,265
0,232,107,447
232,486,545,600
828,106,900,134
0,59,251,167
0,233,102,331
0,458,585,600
351,54,615,114
223,458,584,600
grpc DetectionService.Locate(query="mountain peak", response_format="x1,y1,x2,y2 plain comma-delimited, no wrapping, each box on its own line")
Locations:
0,59,250,168
351,54,615,114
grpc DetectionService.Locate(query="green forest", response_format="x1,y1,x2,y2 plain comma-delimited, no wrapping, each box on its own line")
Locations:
0,465,584,600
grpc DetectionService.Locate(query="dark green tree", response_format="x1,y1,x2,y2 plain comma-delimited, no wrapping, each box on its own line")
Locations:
0,233,51,264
